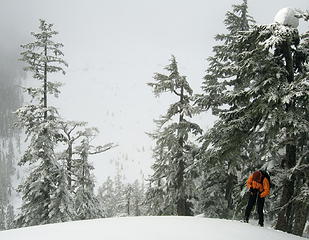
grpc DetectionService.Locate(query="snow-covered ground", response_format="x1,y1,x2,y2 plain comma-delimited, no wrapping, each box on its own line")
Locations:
0,216,306,240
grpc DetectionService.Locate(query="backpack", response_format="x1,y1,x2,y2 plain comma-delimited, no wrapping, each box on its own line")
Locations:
260,170,271,188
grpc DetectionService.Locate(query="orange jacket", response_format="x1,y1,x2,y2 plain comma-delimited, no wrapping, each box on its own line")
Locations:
247,172,270,198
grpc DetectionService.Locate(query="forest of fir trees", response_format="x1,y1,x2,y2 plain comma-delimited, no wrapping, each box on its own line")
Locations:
0,19,117,228
0,18,147,229
146,1,308,237
0,0,308,238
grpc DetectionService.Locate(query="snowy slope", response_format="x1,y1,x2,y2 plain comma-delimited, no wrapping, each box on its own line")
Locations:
0,216,306,240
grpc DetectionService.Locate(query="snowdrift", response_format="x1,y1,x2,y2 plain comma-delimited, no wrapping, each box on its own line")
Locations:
0,216,306,240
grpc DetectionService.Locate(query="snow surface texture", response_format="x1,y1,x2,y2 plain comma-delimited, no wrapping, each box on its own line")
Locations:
0,217,306,240
274,7,299,28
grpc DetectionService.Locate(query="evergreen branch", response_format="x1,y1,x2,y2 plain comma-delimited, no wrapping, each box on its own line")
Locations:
89,143,118,155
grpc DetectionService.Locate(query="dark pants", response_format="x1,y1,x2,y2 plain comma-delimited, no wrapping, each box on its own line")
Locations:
244,192,265,226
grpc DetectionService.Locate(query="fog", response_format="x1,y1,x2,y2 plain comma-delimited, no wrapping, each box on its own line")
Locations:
1,0,308,184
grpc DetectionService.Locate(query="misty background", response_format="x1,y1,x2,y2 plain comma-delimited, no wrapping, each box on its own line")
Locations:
1,0,308,185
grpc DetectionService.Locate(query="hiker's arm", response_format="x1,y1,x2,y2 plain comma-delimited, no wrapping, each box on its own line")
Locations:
260,178,270,198
246,175,253,189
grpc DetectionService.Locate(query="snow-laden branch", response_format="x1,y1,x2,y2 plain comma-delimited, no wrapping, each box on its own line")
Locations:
89,143,118,155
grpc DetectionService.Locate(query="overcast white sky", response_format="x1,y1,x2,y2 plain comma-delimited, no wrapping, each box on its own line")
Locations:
1,0,308,185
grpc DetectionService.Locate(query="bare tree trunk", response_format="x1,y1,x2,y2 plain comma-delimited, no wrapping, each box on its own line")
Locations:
126,187,131,216
225,173,236,211
176,83,188,216
67,142,73,189
175,83,192,216
176,159,186,215
289,173,309,236
292,200,309,236
44,44,48,120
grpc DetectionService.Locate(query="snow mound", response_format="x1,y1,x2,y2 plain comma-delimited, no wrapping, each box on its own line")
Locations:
274,7,299,28
0,216,306,240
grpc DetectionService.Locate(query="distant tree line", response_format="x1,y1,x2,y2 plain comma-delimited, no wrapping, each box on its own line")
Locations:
97,164,146,217
0,28,23,231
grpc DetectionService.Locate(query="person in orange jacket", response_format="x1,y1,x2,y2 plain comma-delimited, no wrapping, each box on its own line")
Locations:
244,170,270,226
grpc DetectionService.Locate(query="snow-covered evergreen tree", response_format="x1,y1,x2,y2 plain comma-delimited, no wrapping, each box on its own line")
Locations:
147,56,202,216
19,19,67,120
196,0,255,111
0,141,18,226
195,0,258,219
5,204,15,230
73,133,104,220
97,177,118,217
48,166,75,223
113,163,127,216
0,158,8,207
13,19,115,227
124,184,133,216
131,180,146,216
0,204,5,230
15,106,67,226
58,120,115,191
145,177,166,215
58,120,90,191
234,13,308,237
197,6,308,236
97,173,146,217
123,181,145,216
15,19,70,227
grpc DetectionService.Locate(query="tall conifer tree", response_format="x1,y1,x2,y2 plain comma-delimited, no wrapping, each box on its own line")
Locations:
196,0,257,219
15,19,70,227
74,135,104,220
147,56,202,216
